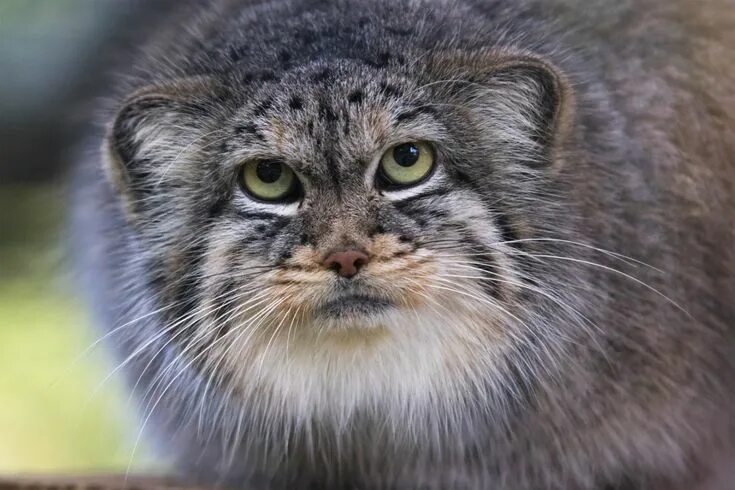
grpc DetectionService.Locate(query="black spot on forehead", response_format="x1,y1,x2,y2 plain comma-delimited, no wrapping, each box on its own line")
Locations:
235,123,265,142
366,51,393,69
259,71,277,82
325,154,342,197
380,82,402,98
289,96,304,111
312,68,332,82
235,123,254,134
348,90,364,104
253,98,274,117
318,99,337,122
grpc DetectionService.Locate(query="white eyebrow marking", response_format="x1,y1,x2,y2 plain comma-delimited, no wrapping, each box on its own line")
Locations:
234,194,301,216
379,172,445,201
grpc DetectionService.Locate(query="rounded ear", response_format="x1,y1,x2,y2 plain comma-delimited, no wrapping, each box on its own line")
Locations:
426,50,574,167
490,56,573,151
104,76,222,216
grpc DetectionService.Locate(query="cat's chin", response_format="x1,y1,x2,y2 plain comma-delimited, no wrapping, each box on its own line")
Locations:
314,293,396,326
315,293,395,323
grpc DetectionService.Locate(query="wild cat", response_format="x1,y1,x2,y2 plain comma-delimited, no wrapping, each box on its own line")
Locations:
71,0,735,488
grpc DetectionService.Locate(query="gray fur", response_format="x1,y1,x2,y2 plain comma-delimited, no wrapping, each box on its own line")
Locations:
71,0,735,488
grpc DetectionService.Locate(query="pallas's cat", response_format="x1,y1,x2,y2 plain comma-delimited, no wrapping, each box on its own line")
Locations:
72,0,735,488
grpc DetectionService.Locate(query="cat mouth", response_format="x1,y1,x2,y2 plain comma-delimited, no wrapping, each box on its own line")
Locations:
316,293,394,319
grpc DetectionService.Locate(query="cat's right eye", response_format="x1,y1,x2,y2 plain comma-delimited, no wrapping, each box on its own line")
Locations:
239,160,302,203
376,141,436,190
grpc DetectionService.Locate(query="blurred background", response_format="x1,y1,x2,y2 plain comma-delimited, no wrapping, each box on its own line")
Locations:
0,0,166,474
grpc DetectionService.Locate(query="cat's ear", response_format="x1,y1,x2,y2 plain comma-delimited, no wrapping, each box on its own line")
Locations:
427,51,574,167
104,76,222,215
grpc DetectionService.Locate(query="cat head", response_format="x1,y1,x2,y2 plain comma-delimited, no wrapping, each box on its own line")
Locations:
103,1,579,428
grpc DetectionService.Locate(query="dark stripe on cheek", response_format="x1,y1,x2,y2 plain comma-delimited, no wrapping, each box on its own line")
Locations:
252,223,280,240
492,210,539,287
207,190,233,219
275,247,295,263
446,168,474,188
166,241,207,339
495,212,521,248
390,188,446,210
464,236,502,300
232,210,289,226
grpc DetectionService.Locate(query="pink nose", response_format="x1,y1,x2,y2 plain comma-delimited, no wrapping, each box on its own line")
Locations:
322,249,370,278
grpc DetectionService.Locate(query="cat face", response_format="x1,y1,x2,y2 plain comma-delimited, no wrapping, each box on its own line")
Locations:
106,13,573,423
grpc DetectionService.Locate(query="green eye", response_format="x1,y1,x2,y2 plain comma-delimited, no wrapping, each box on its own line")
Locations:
378,142,435,188
240,160,300,202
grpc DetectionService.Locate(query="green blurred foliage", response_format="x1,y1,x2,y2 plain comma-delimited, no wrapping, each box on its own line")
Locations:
0,186,151,472
0,0,159,473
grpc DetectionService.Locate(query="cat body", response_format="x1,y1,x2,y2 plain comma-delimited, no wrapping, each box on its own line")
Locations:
72,0,735,488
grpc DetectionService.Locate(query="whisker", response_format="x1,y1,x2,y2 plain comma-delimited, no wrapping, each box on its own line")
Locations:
128,287,273,407
420,235,663,273
426,243,689,318
435,259,610,362
425,277,568,392
257,306,294,381
91,284,265,404
491,237,665,272
125,290,291,480
140,287,276,408
511,251,689,317
70,263,275,369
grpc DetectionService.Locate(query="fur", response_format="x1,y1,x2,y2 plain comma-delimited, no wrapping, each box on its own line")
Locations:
71,0,735,488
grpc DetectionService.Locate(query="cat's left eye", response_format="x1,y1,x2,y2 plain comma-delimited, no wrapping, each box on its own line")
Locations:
239,160,301,203
377,141,435,189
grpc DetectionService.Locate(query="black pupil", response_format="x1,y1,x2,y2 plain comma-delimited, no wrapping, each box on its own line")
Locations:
256,161,283,183
393,144,420,167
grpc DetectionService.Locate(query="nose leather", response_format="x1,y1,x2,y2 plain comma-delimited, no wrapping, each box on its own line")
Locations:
322,249,369,278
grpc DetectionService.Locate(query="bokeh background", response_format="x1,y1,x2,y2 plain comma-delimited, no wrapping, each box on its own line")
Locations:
0,0,167,474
